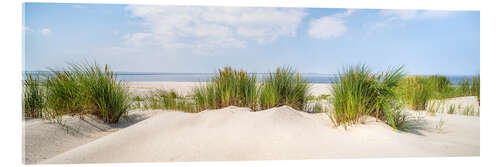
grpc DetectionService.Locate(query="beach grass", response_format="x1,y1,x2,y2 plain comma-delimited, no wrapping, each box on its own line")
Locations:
398,76,434,110
386,107,411,131
194,67,258,111
79,64,131,123
45,67,88,121
462,104,476,116
428,75,456,99
398,74,459,110
435,117,446,133
45,63,131,123
192,66,308,111
447,104,456,114
29,62,479,126
23,73,45,118
458,76,480,104
311,103,324,113
426,100,442,115
304,100,327,113
330,64,406,129
471,76,480,103
306,94,331,101
304,94,331,113
140,90,198,112
399,74,480,116
259,67,309,110
193,84,217,110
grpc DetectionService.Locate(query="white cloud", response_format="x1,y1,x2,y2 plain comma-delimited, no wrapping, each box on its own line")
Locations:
124,5,307,50
308,9,356,39
379,10,419,20
419,10,454,19
123,33,154,47
338,9,358,17
308,16,346,39
40,28,51,35
374,9,456,29
23,26,34,33
72,5,86,9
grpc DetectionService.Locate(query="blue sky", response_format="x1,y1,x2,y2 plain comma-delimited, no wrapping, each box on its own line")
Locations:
23,3,479,75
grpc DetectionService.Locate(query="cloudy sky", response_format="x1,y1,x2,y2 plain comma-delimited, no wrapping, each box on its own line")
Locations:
23,3,479,75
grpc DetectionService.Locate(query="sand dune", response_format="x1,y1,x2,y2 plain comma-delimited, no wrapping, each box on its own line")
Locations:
42,105,479,164
428,96,480,115
23,109,165,163
24,82,479,164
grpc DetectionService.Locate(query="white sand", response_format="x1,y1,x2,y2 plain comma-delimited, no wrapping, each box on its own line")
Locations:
23,109,165,164
42,105,479,163
24,82,479,164
124,81,203,97
428,96,480,115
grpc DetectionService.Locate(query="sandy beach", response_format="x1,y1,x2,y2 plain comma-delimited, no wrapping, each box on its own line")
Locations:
18,3,484,166
22,109,166,163
23,82,480,164
124,81,332,97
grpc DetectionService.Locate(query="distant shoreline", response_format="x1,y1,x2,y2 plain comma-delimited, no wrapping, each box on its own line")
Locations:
23,71,477,84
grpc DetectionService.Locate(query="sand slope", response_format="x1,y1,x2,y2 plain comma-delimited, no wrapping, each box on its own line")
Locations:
23,109,164,164
428,96,480,115
42,106,479,164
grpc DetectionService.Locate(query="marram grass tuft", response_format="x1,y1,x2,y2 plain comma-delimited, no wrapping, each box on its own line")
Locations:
259,66,309,110
193,67,258,111
45,63,131,123
23,73,45,118
330,64,407,130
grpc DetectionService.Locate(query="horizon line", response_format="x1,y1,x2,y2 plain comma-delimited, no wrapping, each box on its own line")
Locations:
22,70,479,76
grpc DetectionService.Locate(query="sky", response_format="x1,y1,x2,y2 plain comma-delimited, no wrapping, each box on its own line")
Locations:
23,3,480,75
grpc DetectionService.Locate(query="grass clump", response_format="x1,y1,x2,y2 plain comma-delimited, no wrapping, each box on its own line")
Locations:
435,117,446,133
316,94,331,101
79,64,131,123
193,66,308,112
304,94,331,113
311,103,324,113
386,107,411,131
398,76,434,110
330,64,406,129
194,67,258,111
447,104,456,114
426,100,442,115
462,105,476,116
304,101,326,113
45,68,88,120
131,95,145,109
399,75,456,110
259,67,309,110
45,63,131,123
141,90,197,112
23,74,45,118
428,75,456,99
458,76,480,104
429,75,451,92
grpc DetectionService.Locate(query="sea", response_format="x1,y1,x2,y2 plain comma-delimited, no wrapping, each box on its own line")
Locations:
24,71,475,85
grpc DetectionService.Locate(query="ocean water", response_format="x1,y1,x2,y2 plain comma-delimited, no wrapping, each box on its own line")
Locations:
24,71,475,85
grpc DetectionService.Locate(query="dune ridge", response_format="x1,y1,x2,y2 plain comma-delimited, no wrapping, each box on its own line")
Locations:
42,105,479,164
